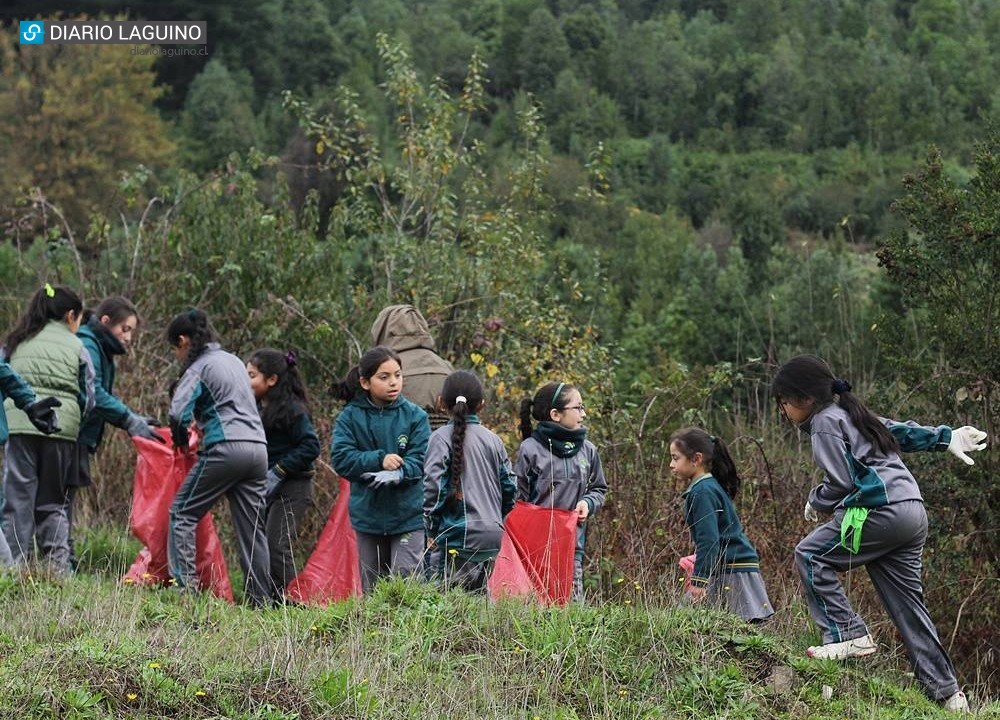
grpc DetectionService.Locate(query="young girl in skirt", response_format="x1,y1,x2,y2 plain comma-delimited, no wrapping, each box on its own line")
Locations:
670,427,773,622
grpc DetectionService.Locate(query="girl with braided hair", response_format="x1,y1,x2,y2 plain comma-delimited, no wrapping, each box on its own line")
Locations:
423,370,515,592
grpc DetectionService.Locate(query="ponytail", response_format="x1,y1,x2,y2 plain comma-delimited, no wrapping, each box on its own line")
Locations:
670,427,741,498
773,354,898,455
4,284,83,358
519,381,575,440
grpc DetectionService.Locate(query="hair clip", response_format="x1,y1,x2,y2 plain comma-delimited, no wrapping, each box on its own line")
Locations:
285,350,297,367
709,435,717,444
44,283,55,298
455,395,467,404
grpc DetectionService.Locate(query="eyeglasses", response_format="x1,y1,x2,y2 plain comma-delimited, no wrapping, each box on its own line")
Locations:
563,404,586,412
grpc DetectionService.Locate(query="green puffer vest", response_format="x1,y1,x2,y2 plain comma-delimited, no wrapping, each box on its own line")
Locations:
3,321,86,441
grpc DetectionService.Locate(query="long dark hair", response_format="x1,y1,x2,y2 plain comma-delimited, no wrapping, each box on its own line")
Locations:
248,348,310,431
332,345,402,403
670,427,741,498
165,308,218,369
773,354,898,455
519,381,575,440
440,370,484,507
4,285,83,359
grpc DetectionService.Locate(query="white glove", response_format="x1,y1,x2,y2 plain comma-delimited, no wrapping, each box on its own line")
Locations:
362,469,404,488
947,426,987,466
804,501,819,522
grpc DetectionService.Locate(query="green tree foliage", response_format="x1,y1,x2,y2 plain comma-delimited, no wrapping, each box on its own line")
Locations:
283,35,612,432
877,132,1000,416
180,59,258,172
0,27,174,230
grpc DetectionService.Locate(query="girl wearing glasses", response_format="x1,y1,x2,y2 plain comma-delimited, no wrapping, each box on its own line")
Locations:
515,381,607,600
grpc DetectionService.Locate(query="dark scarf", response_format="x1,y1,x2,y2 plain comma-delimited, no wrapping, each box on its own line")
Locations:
532,421,587,458
87,315,126,357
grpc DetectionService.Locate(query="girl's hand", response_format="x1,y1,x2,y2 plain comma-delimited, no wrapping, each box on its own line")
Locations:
686,586,707,602
383,453,404,471
575,501,590,522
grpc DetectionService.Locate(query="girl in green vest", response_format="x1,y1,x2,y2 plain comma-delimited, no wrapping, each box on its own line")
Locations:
2,284,95,575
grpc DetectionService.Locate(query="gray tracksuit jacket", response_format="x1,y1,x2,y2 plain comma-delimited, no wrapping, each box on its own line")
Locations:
423,418,517,559
805,403,951,513
514,436,608,515
169,344,266,449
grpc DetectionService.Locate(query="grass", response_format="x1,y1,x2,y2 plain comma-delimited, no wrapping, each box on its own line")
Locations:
1,559,996,720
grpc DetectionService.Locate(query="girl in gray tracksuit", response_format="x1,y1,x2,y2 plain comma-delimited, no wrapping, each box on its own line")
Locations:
166,309,272,607
424,370,516,592
514,381,608,601
774,354,986,712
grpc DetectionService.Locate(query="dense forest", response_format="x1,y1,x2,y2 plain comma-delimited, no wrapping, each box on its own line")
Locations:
0,0,997,694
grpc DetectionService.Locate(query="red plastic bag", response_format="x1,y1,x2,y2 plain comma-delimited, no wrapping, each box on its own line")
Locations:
285,478,361,605
488,501,578,606
122,428,234,602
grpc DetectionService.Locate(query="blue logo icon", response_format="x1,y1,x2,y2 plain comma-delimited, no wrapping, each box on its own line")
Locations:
20,21,45,44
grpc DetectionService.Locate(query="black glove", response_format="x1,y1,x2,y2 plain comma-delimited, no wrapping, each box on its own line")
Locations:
125,412,165,443
24,397,61,434
170,421,190,450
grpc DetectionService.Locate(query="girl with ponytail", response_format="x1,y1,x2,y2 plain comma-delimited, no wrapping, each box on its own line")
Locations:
515,381,608,601
774,354,986,712
164,308,273,607
2,284,94,575
669,428,774,622
330,345,430,593
423,370,516,592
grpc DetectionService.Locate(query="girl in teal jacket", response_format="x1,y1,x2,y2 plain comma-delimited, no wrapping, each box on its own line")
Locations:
331,345,430,593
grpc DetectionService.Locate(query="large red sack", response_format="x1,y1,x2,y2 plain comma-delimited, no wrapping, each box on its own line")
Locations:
285,477,361,605
122,428,234,602
488,501,578,606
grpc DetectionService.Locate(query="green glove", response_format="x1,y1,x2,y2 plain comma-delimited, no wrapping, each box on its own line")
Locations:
840,507,869,554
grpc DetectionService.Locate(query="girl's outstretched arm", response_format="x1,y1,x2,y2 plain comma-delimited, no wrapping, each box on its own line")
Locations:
881,417,952,453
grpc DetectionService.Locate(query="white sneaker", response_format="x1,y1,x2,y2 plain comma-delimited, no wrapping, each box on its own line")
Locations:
806,634,877,660
942,691,970,713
